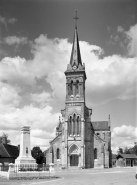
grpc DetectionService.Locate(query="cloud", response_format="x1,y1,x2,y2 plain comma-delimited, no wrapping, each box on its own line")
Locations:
1,34,136,107
85,55,136,106
4,36,28,45
0,104,60,132
0,104,60,150
31,34,71,78
0,82,22,108
0,15,17,28
30,91,53,106
31,129,55,139
8,18,17,24
0,15,7,27
116,24,137,57
0,28,136,147
31,137,49,151
108,24,137,57
125,24,137,57
0,56,36,86
109,35,120,45
111,125,137,153
117,26,124,33
0,49,7,58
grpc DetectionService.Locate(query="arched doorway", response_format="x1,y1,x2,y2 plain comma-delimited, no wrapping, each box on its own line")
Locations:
70,154,79,166
69,144,79,167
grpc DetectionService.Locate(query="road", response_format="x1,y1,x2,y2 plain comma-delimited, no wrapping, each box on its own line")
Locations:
0,167,136,185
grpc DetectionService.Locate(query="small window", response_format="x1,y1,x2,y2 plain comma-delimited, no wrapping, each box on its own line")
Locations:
76,80,79,95
57,148,60,159
70,81,73,95
94,148,97,159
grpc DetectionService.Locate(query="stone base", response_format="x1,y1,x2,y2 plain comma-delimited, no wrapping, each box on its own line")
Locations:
7,171,56,180
15,156,36,165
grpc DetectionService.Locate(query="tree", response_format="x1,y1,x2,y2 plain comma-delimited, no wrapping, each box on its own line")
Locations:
117,145,137,155
129,145,137,155
31,146,44,164
124,147,130,154
133,145,137,155
117,147,124,154
0,133,11,144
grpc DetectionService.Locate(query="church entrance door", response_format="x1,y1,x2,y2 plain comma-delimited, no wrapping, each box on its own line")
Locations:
70,154,78,166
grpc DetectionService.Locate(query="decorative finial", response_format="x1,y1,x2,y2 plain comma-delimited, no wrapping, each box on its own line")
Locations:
73,11,79,29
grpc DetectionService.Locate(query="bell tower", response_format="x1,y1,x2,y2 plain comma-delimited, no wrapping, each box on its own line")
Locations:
46,12,111,169
61,12,93,168
65,11,86,103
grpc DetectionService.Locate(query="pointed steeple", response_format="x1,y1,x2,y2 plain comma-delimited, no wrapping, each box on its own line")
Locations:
70,11,82,68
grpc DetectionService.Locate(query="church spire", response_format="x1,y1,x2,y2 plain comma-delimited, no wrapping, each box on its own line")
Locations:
70,11,82,68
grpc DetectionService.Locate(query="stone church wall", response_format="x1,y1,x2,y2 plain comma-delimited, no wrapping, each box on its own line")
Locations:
45,135,62,168
94,131,111,168
85,120,94,168
94,134,104,167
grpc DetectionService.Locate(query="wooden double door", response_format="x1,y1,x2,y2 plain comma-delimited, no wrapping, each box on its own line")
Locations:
70,154,79,166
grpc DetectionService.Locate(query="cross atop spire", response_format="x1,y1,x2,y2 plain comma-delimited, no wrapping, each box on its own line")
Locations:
73,11,79,29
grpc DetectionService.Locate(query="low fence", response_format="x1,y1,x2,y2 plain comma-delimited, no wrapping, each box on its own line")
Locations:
0,165,9,172
14,164,49,172
0,163,55,180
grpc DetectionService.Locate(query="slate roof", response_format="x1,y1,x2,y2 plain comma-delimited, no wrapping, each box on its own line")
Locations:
49,133,62,145
0,144,19,158
117,153,137,159
92,121,110,131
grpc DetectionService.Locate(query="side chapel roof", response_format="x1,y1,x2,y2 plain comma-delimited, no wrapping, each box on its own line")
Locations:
92,121,110,131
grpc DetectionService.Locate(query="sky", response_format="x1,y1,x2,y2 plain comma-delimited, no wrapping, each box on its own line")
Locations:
0,0,137,154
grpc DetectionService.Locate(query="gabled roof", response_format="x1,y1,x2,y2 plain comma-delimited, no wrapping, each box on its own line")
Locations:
0,144,19,158
117,153,137,159
49,133,62,144
92,121,110,131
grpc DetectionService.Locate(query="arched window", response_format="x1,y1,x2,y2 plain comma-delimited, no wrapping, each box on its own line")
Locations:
68,84,70,96
69,114,81,136
52,149,54,163
70,81,73,95
77,116,80,135
77,116,79,135
73,114,76,135
69,116,72,135
56,148,60,159
94,148,97,159
76,80,79,95
69,144,78,154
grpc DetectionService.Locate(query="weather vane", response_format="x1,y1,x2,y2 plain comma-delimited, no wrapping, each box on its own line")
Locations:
73,11,79,28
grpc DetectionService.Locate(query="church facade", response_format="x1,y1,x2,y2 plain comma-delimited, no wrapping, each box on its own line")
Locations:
45,22,112,169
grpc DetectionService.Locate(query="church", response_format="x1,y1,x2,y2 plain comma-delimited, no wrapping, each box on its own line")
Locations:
45,14,112,169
